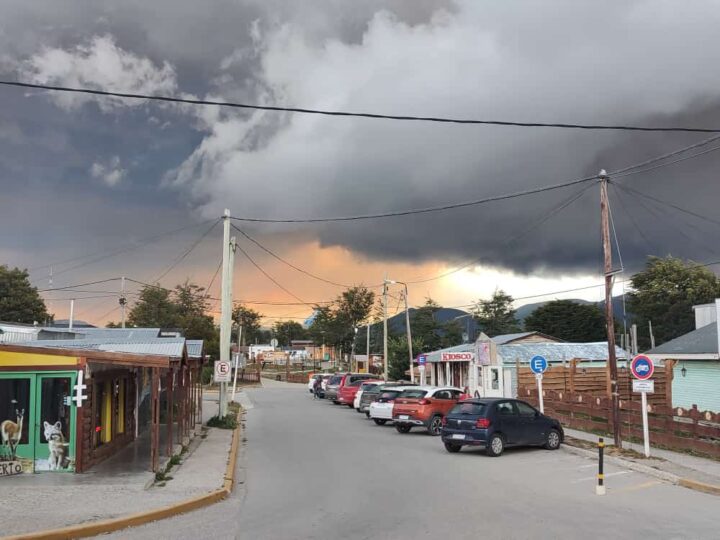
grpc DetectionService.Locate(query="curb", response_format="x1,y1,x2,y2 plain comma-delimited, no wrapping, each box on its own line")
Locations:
561,444,720,495
4,411,243,540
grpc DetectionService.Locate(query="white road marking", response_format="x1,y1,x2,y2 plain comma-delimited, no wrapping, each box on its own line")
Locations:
571,470,632,483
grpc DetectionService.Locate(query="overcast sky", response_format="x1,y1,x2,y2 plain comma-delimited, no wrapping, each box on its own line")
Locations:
2,0,720,325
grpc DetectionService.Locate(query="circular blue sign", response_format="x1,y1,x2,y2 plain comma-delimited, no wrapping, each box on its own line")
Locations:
631,355,654,380
530,355,548,374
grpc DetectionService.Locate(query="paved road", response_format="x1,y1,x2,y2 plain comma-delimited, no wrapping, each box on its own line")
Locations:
106,382,719,539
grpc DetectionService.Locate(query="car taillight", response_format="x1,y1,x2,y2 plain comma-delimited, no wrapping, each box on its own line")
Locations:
475,418,490,429
441,417,447,426
418,399,431,405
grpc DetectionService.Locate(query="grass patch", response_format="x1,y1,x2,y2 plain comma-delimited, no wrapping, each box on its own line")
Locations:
207,414,238,430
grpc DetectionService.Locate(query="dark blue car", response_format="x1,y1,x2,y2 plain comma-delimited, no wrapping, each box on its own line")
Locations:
440,398,563,457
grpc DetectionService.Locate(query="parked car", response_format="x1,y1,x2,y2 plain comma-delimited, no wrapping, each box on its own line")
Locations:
337,373,382,409
324,374,344,402
440,398,564,456
392,387,466,435
353,381,383,411
333,373,382,406
359,382,417,415
368,386,417,425
308,373,333,398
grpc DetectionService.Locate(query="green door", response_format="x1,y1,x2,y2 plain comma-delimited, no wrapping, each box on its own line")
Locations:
34,373,76,472
0,374,35,471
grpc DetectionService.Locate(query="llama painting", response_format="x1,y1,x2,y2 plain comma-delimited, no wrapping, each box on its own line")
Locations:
43,421,69,470
1,409,24,460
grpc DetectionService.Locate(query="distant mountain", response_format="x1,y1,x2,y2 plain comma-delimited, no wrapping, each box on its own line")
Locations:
515,296,628,323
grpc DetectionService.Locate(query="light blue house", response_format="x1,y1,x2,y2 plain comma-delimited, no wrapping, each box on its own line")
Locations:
646,306,720,412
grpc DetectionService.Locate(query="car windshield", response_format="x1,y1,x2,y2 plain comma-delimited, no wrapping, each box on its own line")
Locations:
398,389,428,399
450,402,488,416
360,383,378,390
328,376,343,385
365,386,383,395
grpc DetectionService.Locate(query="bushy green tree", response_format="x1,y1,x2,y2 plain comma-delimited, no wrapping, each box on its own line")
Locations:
308,286,375,355
472,289,520,337
524,300,606,342
273,320,308,346
628,256,720,349
0,265,49,324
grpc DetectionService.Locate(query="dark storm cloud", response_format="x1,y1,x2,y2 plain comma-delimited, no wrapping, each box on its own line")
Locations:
2,0,720,283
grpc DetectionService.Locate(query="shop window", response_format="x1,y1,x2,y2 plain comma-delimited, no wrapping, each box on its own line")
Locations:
39,378,71,449
0,379,30,454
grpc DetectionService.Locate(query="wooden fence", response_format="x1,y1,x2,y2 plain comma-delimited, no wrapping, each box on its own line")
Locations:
520,387,720,459
517,359,674,407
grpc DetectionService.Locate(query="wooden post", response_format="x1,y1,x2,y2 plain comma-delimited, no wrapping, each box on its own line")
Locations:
166,369,173,457
569,359,577,394
665,359,675,408
151,367,160,473
600,172,621,446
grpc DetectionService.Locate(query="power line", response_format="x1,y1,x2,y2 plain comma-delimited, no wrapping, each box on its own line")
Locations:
4,79,720,133
38,277,121,293
611,135,720,178
28,219,217,279
231,224,384,289
233,241,310,305
151,219,220,282
229,176,599,223
404,182,594,284
610,183,659,253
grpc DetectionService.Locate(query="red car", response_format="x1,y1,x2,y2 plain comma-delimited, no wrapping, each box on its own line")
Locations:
336,374,382,407
392,387,466,435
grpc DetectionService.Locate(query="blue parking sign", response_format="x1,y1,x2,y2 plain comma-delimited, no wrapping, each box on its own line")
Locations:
530,355,548,374
418,355,427,366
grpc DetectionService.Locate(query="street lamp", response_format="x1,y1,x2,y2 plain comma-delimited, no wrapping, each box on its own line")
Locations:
386,279,414,383
350,326,359,372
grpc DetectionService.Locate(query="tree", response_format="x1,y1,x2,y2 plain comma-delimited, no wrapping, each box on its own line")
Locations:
409,298,463,353
628,256,720,350
308,286,375,356
127,286,178,328
0,265,49,324
273,320,308,346
472,289,520,337
524,300,606,342
232,305,263,345
173,282,215,342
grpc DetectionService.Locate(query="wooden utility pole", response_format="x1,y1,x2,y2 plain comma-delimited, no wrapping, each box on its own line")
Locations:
600,171,621,446
383,274,389,381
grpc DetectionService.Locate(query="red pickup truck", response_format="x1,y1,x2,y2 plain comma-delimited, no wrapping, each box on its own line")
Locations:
392,387,466,435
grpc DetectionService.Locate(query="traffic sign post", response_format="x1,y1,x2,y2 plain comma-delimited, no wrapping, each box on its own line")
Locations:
214,360,232,384
631,355,654,457
417,355,427,384
530,355,548,413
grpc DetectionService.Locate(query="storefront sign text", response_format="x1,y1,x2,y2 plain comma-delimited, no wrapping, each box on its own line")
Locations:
0,461,23,477
441,352,475,362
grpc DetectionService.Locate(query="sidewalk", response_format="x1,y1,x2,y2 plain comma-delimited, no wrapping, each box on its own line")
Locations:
0,396,234,538
564,427,720,491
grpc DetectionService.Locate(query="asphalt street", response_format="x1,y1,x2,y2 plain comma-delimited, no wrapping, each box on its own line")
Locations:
103,382,719,540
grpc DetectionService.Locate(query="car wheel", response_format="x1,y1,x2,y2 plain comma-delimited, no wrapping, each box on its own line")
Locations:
347,404,354,409
373,418,387,426
365,412,370,418
444,443,462,453
332,401,340,405
356,408,361,413
486,434,504,457
427,415,443,436
545,429,561,450
395,424,412,434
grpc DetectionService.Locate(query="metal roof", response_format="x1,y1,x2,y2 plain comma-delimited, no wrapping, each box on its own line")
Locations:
498,342,627,365
491,332,535,344
425,340,626,364
645,323,718,356
40,327,162,340
23,338,186,357
186,340,204,358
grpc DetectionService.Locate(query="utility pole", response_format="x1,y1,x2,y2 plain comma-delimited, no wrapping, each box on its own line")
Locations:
120,276,127,329
383,274,389,381
231,323,243,402
649,320,656,350
600,171,621,447
68,299,75,331
399,283,414,383
219,209,236,418
366,323,371,373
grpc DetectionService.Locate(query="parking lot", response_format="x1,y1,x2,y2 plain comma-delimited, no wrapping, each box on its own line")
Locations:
105,382,720,539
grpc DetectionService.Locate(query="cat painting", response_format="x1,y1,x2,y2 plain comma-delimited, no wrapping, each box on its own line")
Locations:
43,421,69,470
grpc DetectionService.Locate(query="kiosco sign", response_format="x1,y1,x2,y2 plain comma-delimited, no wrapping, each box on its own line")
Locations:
441,352,475,362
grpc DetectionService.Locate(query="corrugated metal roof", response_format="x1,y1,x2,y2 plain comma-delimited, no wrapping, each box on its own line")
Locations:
23,338,186,357
186,340,204,358
425,340,626,364
498,342,627,365
492,332,534,344
40,327,162,340
646,323,717,356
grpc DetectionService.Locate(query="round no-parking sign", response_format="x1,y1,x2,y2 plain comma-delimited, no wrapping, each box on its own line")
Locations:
630,355,654,380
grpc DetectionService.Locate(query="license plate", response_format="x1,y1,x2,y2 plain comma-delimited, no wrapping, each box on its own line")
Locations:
452,434,465,440
399,415,409,420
